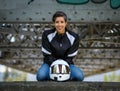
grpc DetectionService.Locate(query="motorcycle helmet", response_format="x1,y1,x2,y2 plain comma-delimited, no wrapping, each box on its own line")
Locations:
49,59,70,81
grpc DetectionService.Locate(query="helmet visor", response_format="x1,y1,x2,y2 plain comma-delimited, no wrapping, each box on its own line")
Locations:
51,64,70,74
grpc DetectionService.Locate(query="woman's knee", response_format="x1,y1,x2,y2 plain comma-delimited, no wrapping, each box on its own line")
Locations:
36,71,47,81
36,63,50,81
70,64,84,81
76,72,84,81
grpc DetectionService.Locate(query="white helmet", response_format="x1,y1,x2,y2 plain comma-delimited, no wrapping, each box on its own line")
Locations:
49,59,70,81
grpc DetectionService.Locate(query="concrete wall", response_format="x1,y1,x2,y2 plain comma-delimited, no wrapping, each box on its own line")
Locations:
0,82,120,91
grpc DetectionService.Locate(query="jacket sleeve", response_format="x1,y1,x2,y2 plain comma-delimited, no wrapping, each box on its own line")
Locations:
65,34,80,64
41,31,56,65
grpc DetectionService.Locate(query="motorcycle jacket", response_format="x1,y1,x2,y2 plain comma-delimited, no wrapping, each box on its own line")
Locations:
41,28,80,65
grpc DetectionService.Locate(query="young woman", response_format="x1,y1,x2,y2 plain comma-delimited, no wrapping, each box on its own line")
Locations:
36,11,84,81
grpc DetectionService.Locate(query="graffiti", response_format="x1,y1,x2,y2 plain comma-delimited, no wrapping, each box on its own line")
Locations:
91,0,107,3
110,0,120,9
56,0,120,9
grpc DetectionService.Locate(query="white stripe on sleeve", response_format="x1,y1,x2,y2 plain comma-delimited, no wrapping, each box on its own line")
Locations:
42,47,51,55
68,50,78,57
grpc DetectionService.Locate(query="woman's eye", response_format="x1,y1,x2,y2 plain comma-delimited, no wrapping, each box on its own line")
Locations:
55,21,59,23
61,21,64,23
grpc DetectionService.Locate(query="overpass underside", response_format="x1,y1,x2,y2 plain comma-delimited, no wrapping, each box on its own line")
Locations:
0,22,120,77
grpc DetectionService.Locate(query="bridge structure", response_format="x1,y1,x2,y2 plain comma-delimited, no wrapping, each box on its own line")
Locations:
0,0,120,79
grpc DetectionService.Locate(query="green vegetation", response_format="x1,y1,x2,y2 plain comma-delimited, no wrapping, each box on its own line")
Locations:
3,67,27,81
104,72,120,82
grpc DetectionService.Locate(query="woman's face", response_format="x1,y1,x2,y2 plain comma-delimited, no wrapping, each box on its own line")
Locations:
54,17,67,34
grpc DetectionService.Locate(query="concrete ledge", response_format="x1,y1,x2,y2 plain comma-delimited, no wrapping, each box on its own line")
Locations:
0,81,120,91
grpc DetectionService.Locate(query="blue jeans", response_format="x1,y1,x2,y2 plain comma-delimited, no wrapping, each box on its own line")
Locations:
36,63,84,81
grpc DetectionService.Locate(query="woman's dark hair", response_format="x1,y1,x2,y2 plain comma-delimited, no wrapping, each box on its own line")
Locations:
52,11,67,22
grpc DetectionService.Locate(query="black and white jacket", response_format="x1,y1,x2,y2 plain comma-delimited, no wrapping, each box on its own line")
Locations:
41,28,80,65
